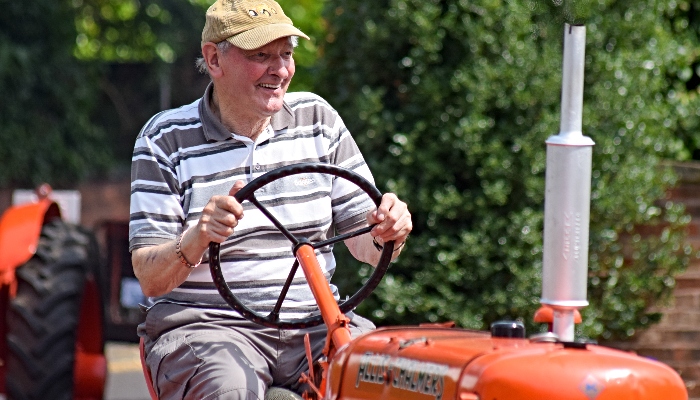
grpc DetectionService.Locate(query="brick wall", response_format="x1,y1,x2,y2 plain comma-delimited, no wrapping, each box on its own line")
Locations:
0,179,131,229
607,161,700,398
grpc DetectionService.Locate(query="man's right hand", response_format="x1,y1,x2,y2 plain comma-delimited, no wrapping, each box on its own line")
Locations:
132,180,246,297
191,180,246,248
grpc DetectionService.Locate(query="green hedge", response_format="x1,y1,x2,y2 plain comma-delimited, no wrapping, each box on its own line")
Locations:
0,0,111,187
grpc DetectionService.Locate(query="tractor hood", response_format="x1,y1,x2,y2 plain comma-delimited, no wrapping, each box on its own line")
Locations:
325,326,687,400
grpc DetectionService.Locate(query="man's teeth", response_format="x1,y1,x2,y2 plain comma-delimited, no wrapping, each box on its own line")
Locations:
260,83,279,89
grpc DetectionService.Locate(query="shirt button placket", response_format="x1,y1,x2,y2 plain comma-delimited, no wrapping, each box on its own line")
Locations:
246,142,255,181
253,142,264,192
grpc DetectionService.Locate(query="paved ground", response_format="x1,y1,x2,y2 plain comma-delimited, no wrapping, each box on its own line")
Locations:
105,342,151,400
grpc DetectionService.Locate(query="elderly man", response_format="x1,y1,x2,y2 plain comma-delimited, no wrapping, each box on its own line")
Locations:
129,0,412,398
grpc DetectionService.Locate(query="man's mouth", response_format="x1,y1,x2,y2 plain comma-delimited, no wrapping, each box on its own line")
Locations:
259,83,281,90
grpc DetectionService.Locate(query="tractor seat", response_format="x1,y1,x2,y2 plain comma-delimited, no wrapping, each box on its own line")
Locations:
265,387,303,400
139,337,159,400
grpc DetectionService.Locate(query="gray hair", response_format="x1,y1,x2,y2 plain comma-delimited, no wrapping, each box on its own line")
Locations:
195,36,299,76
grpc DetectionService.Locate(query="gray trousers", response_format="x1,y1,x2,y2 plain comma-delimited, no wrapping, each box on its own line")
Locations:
139,303,375,400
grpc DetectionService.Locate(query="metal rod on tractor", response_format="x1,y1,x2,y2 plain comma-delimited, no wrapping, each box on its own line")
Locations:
540,23,595,342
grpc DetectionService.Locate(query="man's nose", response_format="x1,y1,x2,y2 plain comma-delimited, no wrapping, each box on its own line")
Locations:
268,56,289,77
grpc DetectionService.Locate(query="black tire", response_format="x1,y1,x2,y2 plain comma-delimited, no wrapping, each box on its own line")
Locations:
6,219,100,400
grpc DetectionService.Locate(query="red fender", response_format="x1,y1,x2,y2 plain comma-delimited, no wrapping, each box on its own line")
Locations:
0,191,61,394
0,194,61,287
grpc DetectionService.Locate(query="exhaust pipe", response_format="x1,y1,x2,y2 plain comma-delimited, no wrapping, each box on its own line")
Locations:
540,24,595,342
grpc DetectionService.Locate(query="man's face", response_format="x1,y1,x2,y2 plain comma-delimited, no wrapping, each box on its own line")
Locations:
218,37,295,119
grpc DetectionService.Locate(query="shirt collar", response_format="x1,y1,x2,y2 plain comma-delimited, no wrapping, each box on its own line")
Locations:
199,82,294,142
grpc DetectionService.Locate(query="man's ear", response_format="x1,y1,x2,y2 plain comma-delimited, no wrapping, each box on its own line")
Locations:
201,42,223,78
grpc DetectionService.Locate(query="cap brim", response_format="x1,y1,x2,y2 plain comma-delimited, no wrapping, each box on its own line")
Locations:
226,23,310,50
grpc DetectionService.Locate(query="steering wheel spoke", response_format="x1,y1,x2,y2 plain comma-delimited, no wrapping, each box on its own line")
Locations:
209,163,394,329
269,259,300,319
248,195,299,245
311,224,375,249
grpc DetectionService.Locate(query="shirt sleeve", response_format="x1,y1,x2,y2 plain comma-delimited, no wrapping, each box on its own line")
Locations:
128,122,185,252
327,112,377,235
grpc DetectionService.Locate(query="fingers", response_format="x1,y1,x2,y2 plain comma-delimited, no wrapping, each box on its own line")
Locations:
229,180,246,196
368,193,412,244
215,181,245,224
196,181,247,245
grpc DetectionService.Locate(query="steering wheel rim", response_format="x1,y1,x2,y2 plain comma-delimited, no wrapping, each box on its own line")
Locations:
209,163,394,329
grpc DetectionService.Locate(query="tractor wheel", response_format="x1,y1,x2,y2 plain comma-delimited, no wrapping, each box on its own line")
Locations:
6,219,100,400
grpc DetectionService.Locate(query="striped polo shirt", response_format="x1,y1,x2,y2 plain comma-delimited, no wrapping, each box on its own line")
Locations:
129,84,376,316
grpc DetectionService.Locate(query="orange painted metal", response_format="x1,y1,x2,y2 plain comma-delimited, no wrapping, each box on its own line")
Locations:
534,305,583,332
0,198,60,286
74,278,107,399
296,243,354,399
326,327,688,400
296,244,353,350
534,305,582,324
328,327,490,400
466,342,687,399
140,337,159,400
325,326,687,400
73,350,107,400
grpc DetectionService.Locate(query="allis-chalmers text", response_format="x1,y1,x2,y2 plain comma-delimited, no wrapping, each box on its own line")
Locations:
355,352,449,400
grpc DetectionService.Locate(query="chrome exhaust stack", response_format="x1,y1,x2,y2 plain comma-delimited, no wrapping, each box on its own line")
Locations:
540,24,595,342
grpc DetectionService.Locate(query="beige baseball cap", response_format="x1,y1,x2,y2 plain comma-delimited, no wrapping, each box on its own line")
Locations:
202,0,310,50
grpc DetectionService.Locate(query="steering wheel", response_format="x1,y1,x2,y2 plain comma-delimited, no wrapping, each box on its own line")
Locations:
208,163,394,329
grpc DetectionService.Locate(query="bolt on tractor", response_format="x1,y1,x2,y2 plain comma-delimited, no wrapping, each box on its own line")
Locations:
0,190,143,399
142,24,688,400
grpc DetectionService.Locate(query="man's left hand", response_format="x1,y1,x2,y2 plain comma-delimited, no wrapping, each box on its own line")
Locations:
367,193,412,249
